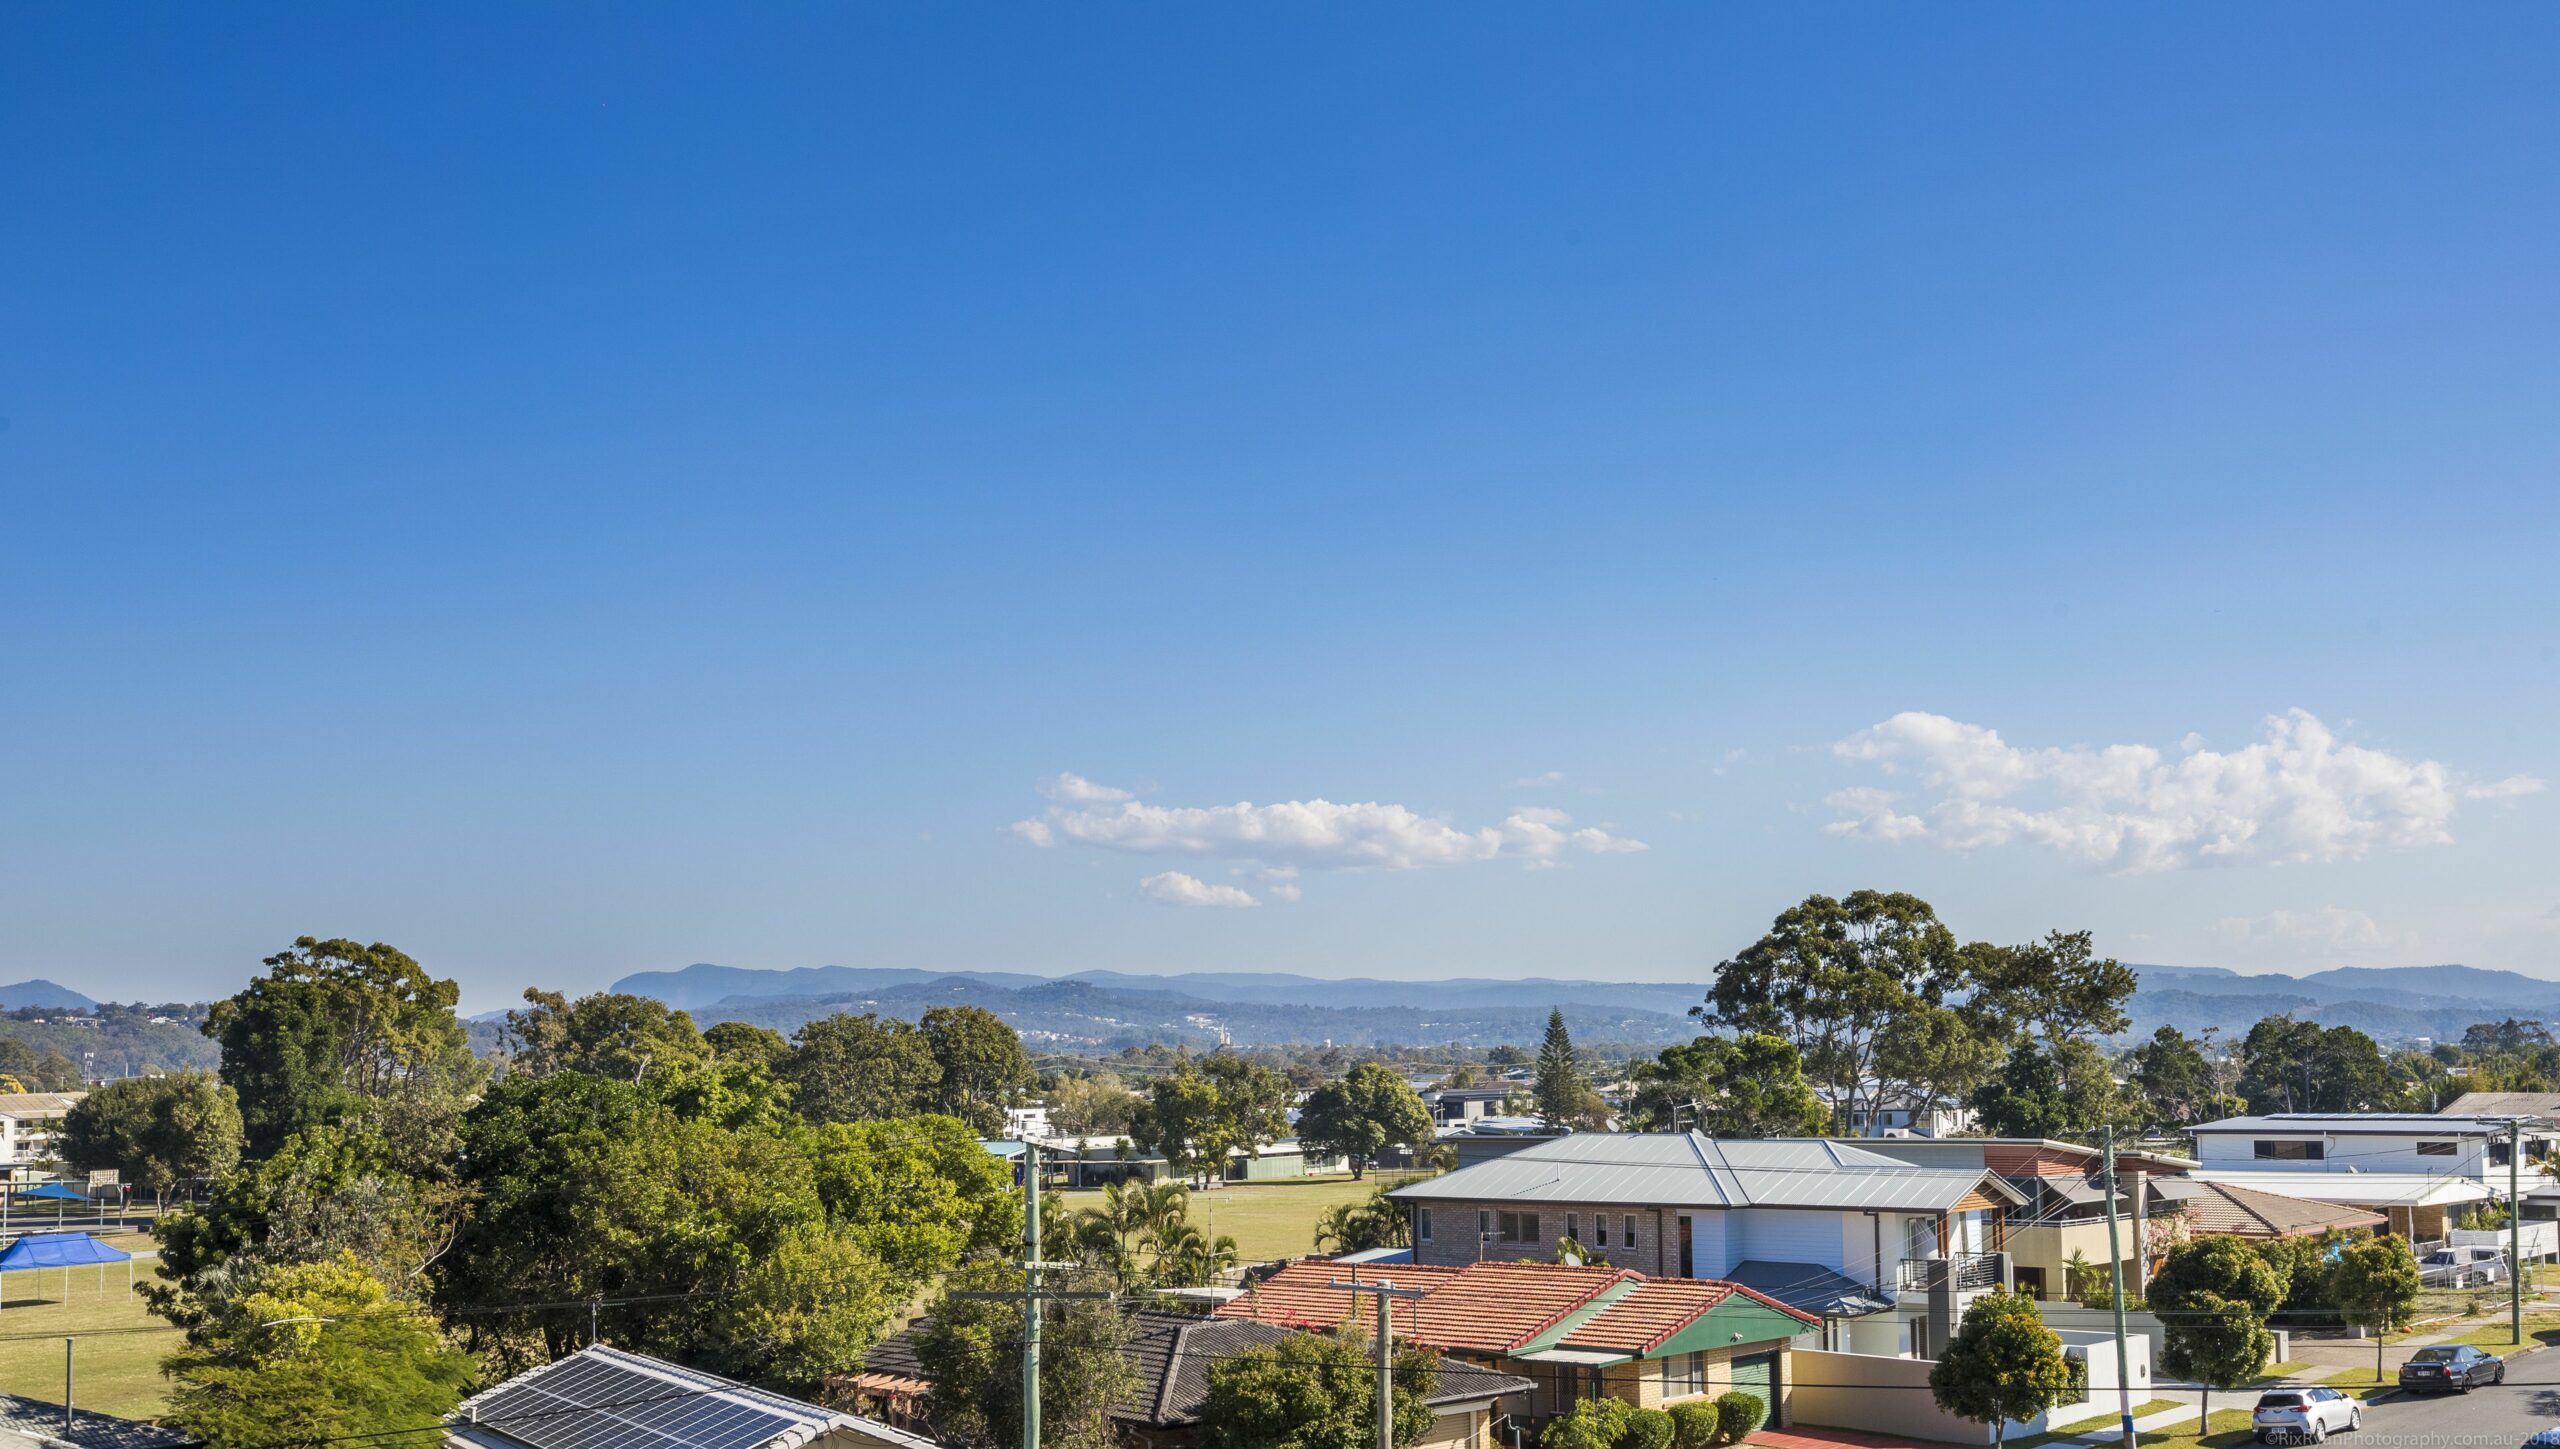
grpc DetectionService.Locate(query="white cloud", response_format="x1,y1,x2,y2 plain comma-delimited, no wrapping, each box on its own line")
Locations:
1013,783,1647,897
1711,749,1749,777
2215,907,2402,952
1268,882,1303,903
1139,871,1259,908
1826,709,2541,872
1040,772,1135,804
1514,770,1567,788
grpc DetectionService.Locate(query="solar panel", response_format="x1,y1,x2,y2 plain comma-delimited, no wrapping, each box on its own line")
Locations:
465,1351,805,1449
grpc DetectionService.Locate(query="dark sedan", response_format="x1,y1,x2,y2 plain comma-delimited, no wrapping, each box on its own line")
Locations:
2400,1344,2506,1394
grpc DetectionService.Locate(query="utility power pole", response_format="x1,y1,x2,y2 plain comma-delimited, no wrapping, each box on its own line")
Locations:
1330,1276,1431,1449
953,1140,1105,1449
2513,1118,2525,1344
2101,1125,2136,1449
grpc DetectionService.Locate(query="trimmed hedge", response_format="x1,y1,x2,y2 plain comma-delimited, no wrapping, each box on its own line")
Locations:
1712,1391,1766,1445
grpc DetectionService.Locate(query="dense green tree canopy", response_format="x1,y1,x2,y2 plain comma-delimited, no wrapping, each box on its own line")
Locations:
1631,1033,1826,1136
2125,1026,2239,1128
1295,1062,1433,1177
920,1005,1035,1135
2236,1018,2389,1114
435,1070,897,1382
162,1252,475,1449
204,938,484,1166
500,989,710,1081
1049,1072,1143,1137
703,1020,791,1069
2328,1236,2421,1382
1202,1330,1438,1449
1969,1040,2128,1144
778,1012,942,1124
57,1070,243,1202
812,1115,1020,1284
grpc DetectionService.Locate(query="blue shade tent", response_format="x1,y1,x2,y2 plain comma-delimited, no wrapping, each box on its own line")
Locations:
11,1184,86,1202
0,1232,132,1308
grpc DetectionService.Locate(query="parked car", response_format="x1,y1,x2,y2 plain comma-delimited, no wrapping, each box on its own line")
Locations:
2399,1344,2507,1394
2419,1246,2508,1288
2255,1387,2360,1443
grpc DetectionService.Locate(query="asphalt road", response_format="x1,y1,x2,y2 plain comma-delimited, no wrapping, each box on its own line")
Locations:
2346,1349,2560,1449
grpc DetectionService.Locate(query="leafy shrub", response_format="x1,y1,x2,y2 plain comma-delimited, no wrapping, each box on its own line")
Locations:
1621,1406,1675,1449
1668,1400,1720,1449
1539,1397,1634,1449
1712,1391,1766,1446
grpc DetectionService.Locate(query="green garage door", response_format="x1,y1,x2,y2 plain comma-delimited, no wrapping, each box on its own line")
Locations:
1730,1352,1777,1408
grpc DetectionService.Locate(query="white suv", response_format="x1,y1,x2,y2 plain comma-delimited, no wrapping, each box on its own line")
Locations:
2419,1245,2508,1288
2254,1387,2360,1443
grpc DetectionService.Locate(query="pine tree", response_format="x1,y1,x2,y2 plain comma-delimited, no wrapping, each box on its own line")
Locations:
1535,1009,1586,1130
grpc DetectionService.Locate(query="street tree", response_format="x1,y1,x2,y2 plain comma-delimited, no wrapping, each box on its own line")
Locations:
2149,1236,2282,1422
57,1070,243,1206
2328,1236,2422,1383
778,1012,941,1124
500,989,709,1081
1968,931,2136,1048
1133,1064,1231,1186
1629,1034,1826,1136
1296,1063,1434,1178
161,1251,474,1449
1928,1290,2075,1448
920,1005,1035,1135
204,937,485,1167
1202,1330,1438,1449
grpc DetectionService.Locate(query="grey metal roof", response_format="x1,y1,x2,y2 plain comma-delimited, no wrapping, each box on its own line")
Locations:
1385,1132,2016,1212
1722,1260,1892,1319
2190,1113,2538,1136
2444,1093,2560,1116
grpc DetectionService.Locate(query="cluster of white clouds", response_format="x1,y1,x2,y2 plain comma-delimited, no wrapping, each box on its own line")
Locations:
1825,708,2541,872
1015,777,1645,907
2213,906,2411,953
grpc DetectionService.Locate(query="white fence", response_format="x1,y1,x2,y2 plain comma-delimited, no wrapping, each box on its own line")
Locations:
2453,1221,2560,1262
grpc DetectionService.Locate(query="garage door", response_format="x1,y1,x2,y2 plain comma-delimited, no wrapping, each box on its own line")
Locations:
1730,1352,1777,1406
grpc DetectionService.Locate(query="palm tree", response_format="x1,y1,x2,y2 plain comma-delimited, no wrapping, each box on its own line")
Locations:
1154,1221,1241,1287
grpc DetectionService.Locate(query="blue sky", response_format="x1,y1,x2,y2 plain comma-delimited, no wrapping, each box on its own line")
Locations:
4,6,2555,1009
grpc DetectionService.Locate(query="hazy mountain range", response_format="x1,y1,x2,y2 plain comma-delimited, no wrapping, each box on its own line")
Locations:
610,960,2560,1052
0,980,98,1011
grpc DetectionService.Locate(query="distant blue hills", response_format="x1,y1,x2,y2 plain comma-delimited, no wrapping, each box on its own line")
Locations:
607,960,2560,1050
0,980,98,1011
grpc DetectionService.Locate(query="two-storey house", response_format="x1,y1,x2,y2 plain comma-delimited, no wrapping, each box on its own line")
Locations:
1385,1132,2025,1358
2185,1112,2560,1239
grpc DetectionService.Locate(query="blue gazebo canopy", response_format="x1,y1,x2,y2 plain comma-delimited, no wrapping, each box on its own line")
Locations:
0,1232,130,1269
11,1184,87,1203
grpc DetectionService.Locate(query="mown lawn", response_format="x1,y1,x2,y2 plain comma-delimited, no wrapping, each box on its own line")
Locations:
1057,1172,1422,1264
0,1254,180,1421
2439,1313,2560,1351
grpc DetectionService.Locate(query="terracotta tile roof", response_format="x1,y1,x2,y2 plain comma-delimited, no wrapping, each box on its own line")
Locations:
2160,1178,2388,1238
1221,1258,1811,1358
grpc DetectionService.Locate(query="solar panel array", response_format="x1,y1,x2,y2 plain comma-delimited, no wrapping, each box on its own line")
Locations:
464,1353,802,1449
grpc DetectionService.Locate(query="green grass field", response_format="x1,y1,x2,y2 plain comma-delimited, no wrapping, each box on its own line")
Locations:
1058,1172,1420,1264
2440,1312,2560,1351
0,1244,179,1421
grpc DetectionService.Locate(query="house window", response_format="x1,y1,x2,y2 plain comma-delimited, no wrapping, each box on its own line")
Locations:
1623,1214,1636,1246
2492,1140,2514,1167
1595,1215,1610,1248
1419,1208,1433,1243
1480,1209,1493,1241
2416,1141,2458,1157
2253,1141,2323,1161
1567,1213,1580,1243
1660,1351,1706,1396
1498,1212,1541,1243
1551,1367,1578,1413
